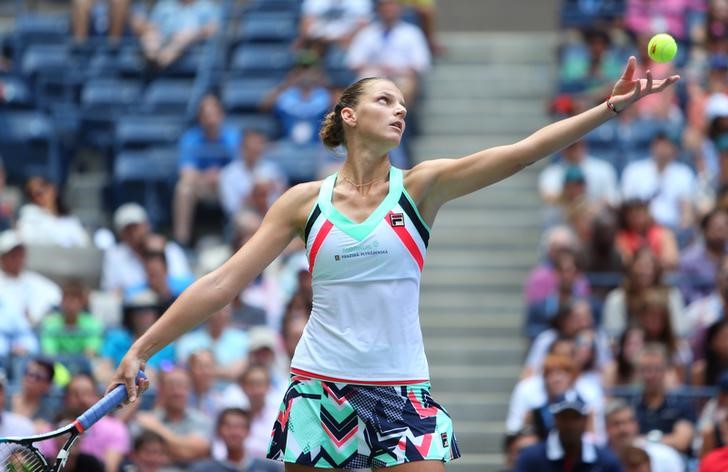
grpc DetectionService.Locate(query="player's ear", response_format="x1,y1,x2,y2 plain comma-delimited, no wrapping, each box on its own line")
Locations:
341,107,357,128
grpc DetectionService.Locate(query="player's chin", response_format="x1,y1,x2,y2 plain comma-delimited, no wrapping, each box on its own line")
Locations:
384,128,404,144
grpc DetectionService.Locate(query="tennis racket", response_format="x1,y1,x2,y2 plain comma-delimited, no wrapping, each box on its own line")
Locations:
0,370,147,472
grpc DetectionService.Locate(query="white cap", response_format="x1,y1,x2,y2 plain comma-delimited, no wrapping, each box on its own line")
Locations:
0,230,24,255
113,203,148,232
248,327,278,352
706,93,728,122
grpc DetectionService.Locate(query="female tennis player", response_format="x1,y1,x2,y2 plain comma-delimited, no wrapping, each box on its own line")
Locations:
110,56,678,471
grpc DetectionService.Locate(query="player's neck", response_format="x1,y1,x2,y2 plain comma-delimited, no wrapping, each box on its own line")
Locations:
339,151,391,187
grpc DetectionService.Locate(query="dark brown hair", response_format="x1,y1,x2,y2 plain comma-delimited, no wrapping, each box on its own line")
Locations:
319,77,382,149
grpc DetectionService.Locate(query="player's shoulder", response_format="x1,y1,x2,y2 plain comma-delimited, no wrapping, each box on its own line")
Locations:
283,179,324,203
272,180,325,225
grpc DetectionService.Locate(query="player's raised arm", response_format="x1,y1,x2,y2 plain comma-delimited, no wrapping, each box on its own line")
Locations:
420,56,680,206
108,182,317,401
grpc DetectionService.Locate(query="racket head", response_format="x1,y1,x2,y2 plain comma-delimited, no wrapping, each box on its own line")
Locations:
0,440,50,471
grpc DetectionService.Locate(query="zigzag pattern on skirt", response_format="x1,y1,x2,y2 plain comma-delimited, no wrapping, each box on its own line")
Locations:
267,376,461,468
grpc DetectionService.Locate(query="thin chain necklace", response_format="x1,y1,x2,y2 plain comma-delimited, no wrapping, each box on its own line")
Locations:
338,166,390,190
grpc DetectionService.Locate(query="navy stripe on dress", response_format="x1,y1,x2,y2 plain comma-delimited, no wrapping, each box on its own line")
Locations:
398,194,429,248
304,204,322,246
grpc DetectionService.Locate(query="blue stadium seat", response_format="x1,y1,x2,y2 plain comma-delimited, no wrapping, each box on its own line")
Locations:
11,14,70,58
326,68,356,88
227,113,280,139
323,46,356,88
113,147,179,227
230,44,295,78
140,79,195,115
35,69,85,110
114,115,186,152
0,110,61,184
81,78,143,150
261,140,332,183
81,78,143,116
222,77,279,113
243,0,301,13
114,147,178,182
48,102,82,151
19,45,84,110
0,75,33,108
20,44,70,79
237,12,298,44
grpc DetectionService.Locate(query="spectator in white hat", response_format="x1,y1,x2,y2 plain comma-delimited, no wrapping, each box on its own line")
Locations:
101,203,191,295
0,229,61,327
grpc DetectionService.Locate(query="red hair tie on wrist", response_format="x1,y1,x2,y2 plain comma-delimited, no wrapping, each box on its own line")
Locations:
606,98,620,114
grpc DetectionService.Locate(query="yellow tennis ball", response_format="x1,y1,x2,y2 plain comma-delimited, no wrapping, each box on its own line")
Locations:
648,33,678,63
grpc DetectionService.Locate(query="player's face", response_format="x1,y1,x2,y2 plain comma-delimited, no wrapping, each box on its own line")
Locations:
351,80,407,147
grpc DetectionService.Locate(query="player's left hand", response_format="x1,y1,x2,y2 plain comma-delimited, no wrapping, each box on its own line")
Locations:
608,56,680,112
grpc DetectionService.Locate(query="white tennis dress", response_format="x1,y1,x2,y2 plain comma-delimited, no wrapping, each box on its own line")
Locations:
290,166,432,384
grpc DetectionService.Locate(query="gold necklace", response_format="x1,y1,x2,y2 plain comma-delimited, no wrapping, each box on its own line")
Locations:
338,167,390,189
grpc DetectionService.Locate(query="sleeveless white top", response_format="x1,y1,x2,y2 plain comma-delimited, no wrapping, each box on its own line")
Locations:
290,167,432,384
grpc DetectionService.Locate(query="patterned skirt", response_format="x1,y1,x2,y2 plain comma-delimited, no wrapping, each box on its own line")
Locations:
266,374,461,469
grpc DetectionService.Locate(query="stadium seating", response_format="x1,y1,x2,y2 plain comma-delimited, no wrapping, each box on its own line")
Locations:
222,77,279,113
0,110,61,184
11,13,69,57
80,78,144,150
229,43,295,78
140,79,196,115
243,0,301,13
112,146,179,227
114,115,186,153
0,75,33,108
237,11,299,44
227,113,280,139
262,140,333,184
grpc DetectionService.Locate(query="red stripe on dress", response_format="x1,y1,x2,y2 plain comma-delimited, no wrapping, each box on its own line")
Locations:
308,220,333,273
386,211,424,271
290,368,428,386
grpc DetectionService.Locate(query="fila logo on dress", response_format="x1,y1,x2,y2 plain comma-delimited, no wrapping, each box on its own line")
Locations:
389,213,405,227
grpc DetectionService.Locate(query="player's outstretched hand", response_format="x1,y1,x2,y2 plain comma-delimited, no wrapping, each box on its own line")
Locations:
608,56,680,112
106,352,149,404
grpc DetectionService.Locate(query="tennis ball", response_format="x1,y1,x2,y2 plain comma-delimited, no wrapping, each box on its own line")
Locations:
648,33,677,63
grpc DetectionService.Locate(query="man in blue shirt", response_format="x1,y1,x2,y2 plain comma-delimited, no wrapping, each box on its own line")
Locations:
514,392,623,472
173,94,239,246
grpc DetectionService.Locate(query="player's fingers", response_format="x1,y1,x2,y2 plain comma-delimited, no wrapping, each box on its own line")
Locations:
654,75,681,92
630,80,642,101
620,55,636,81
126,377,138,403
138,378,150,396
645,69,653,92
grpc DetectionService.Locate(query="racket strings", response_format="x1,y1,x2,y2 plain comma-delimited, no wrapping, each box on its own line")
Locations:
0,443,47,472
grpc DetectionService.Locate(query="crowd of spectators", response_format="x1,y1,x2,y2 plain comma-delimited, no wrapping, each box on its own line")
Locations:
506,0,728,471
0,0,442,471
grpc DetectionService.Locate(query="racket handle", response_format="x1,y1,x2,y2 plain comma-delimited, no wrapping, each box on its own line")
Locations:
77,370,147,431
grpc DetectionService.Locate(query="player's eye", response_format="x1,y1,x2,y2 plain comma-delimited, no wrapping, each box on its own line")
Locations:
378,96,389,104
